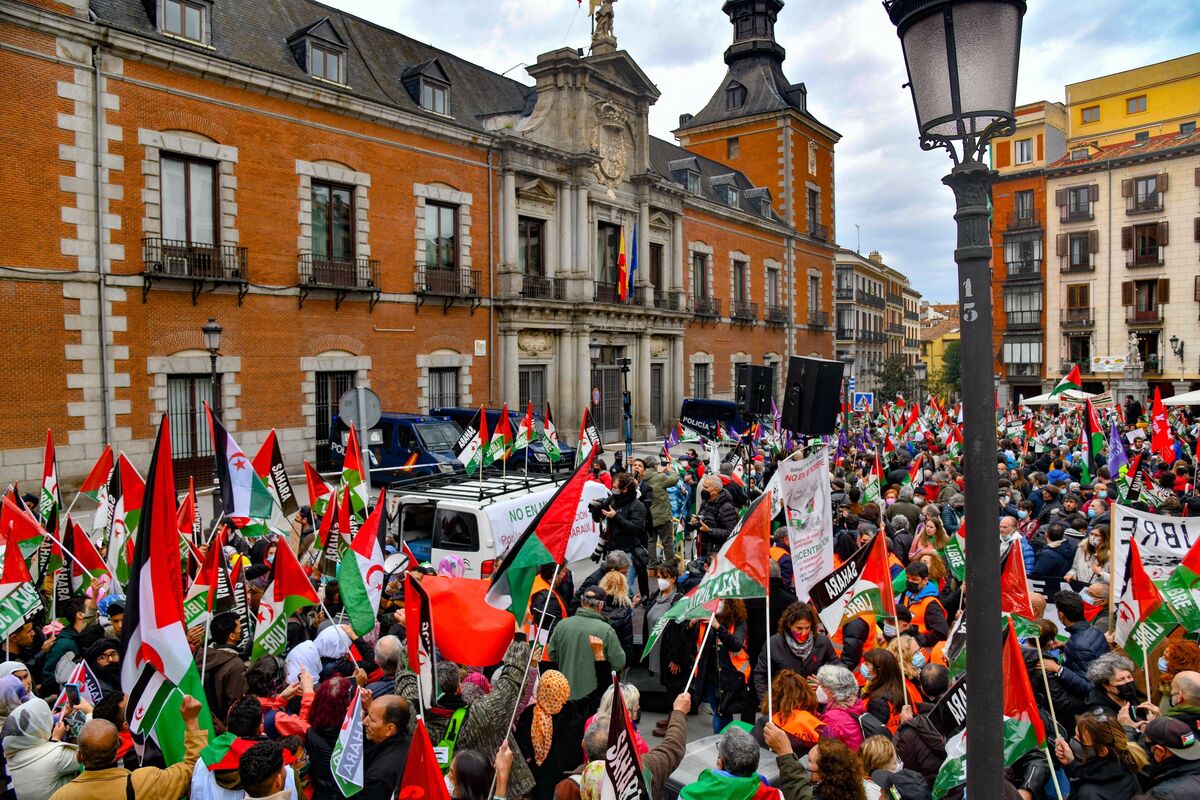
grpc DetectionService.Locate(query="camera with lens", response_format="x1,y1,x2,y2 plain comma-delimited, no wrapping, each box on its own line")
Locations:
588,496,614,523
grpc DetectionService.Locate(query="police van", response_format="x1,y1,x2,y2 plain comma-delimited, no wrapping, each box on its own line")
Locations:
677,398,751,439
330,412,464,486
389,471,607,579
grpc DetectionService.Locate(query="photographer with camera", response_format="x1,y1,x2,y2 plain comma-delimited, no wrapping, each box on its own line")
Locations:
591,472,650,600
688,475,739,557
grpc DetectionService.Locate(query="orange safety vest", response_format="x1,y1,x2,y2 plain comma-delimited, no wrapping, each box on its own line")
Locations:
526,575,566,660
907,595,945,638
772,708,823,745
697,622,750,680
929,639,948,667
770,545,789,562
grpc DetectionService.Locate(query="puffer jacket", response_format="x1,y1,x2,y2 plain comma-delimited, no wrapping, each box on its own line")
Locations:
605,489,648,553
604,603,635,666
697,489,740,553
820,699,866,751
1063,621,1109,677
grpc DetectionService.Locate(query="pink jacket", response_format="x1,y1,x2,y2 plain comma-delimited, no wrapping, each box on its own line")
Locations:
820,699,865,751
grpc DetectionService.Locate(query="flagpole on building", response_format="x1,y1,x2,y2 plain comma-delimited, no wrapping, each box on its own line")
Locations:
682,612,716,696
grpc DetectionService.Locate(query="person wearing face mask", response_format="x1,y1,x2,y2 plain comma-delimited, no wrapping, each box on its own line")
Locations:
692,475,739,558
1083,498,1109,528
899,562,948,650
1134,717,1200,798
1065,525,1111,585
1016,500,1041,542
815,664,867,751
643,563,690,734
752,603,838,702
692,599,753,734
1032,524,1075,580
1050,708,1147,800
1080,653,1140,716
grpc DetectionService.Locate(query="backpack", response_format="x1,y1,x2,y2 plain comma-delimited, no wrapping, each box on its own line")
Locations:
858,710,892,741
871,768,933,800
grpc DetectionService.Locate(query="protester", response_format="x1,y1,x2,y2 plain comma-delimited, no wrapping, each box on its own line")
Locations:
1066,526,1111,584
202,611,250,730
692,475,739,556
2,697,82,800
360,692,411,799
694,599,754,734
1050,707,1147,800
859,735,929,800
816,664,866,751
805,736,868,800
753,602,838,699
569,693,690,800
751,669,823,754
548,586,626,700
1083,653,1139,715
598,570,636,667
1135,717,1200,798
302,676,353,797
680,725,809,800
632,456,680,564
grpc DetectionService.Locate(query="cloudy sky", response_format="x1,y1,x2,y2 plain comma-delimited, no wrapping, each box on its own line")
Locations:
326,0,1198,301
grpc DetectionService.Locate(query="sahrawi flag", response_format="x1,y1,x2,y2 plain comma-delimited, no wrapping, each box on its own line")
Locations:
183,528,225,628
337,489,387,637
512,402,535,453
99,454,144,587
245,429,299,537
862,452,883,506
642,490,772,658
252,536,319,659
1114,538,1178,667
575,406,603,467
121,415,215,763
0,522,43,641
487,451,597,621
452,407,489,476
1049,363,1082,398
1159,535,1200,633
303,460,335,517
1080,399,1104,484
330,686,365,796
486,403,514,465
405,573,438,708
54,660,103,710
598,671,651,800
79,445,114,503
40,429,62,525
53,516,106,603
932,620,1046,799
341,423,370,521
205,403,275,527
810,530,896,641
542,401,562,462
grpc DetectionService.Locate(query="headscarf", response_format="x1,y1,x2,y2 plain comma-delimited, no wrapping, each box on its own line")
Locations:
0,662,29,681
1,698,54,756
285,640,322,684
0,677,30,713
579,760,606,800
315,625,349,660
531,670,569,766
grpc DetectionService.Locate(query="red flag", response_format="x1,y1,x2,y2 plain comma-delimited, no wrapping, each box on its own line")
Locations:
303,460,334,514
406,574,437,705
69,518,107,578
0,494,44,548
1001,538,1035,621
0,523,33,585
723,490,773,590
1003,618,1047,747
398,719,452,800
79,445,114,502
418,575,515,667
1151,387,1175,464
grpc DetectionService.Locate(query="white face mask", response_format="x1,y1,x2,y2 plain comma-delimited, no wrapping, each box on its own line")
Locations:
815,687,829,705
657,578,672,594
445,774,456,796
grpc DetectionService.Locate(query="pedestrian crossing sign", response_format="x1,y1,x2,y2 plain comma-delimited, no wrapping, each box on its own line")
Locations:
853,392,873,413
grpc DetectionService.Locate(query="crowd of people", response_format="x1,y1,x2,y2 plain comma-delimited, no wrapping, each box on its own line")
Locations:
3,391,1200,800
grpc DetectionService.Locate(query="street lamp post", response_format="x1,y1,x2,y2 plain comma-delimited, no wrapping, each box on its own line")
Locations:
619,357,633,465
202,317,223,520
1170,335,1185,383
885,1,1026,795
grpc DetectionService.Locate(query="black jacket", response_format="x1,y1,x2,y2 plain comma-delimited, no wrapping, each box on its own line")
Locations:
515,658,609,800
362,730,411,800
1032,541,1075,579
604,603,635,665
305,726,340,798
697,619,754,718
697,489,740,553
605,489,648,552
752,632,838,698
895,705,946,790
1134,757,1200,800
1062,754,1143,800
743,576,798,667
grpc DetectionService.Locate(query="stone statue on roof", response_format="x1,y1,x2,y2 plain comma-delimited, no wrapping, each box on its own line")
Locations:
1128,331,1142,366
593,0,616,45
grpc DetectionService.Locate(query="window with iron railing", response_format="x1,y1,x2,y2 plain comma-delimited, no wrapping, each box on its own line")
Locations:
429,367,460,408
519,366,546,414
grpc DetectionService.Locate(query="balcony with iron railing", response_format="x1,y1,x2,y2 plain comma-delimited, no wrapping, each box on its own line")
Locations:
835,327,854,341
856,330,886,344
1060,256,1094,274
886,292,903,307
1061,205,1094,223
1005,259,1042,281
1126,247,1164,268
297,253,381,309
905,337,920,349
519,275,566,301
808,310,830,329
904,308,920,321
856,291,886,309
731,301,758,323
887,322,904,334
1007,362,1042,379
691,295,721,318
415,265,479,297
1060,307,1094,328
594,282,644,305
766,304,790,325
1005,209,1041,230
143,238,249,303
1127,194,1163,215
654,290,684,311
834,286,854,302
1126,304,1163,325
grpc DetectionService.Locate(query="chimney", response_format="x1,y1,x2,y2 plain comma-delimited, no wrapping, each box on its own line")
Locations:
678,113,693,128
868,251,883,264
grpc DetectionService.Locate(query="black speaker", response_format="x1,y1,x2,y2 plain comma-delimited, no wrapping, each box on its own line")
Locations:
735,364,775,417
780,356,844,435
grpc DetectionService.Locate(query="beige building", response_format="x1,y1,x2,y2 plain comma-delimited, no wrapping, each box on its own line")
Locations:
1044,129,1200,396
834,249,920,399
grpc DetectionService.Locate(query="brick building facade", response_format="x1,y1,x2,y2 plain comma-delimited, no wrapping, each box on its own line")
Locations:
0,0,837,489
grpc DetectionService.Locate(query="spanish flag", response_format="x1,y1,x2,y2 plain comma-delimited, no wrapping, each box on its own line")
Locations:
616,226,628,301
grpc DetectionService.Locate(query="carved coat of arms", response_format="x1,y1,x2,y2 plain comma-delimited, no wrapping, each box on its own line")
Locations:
591,102,628,194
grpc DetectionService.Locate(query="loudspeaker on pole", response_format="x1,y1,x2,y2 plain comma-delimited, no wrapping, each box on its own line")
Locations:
779,356,844,435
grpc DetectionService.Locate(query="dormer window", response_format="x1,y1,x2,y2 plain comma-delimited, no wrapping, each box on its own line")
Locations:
725,186,739,207
686,171,701,193
726,81,747,111
161,0,211,44
311,44,343,83
288,19,348,85
402,59,452,117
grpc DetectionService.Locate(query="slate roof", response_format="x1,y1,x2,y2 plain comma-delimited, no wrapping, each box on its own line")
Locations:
649,136,781,221
91,0,533,131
